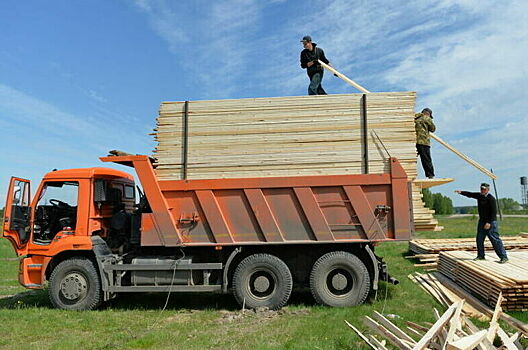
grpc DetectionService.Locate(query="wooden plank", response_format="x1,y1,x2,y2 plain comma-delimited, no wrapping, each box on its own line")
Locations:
429,133,496,180
344,320,380,350
411,302,459,350
413,178,454,189
318,60,370,93
445,330,487,350
364,316,413,350
372,311,416,345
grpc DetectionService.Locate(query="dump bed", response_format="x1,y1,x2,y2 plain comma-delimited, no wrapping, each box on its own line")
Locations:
101,155,413,247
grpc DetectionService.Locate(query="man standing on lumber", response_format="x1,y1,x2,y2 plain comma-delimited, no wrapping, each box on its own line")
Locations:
455,183,508,263
300,35,331,95
415,108,436,178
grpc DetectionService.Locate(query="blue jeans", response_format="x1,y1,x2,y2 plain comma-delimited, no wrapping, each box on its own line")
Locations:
476,220,507,259
308,72,327,95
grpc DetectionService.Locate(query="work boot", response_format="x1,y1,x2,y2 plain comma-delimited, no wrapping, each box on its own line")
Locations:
499,258,509,264
473,257,485,261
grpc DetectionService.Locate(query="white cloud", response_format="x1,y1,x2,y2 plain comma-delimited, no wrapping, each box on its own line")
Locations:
0,84,153,202
133,0,273,98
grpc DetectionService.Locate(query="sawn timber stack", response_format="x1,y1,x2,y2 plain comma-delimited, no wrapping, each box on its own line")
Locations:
153,92,438,231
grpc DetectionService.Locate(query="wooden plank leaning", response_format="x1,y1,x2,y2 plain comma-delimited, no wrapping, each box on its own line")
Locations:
429,133,497,180
318,61,497,180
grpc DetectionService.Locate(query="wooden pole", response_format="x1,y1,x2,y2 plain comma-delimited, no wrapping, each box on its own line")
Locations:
318,60,370,93
430,133,497,180
491,168,502,220
318,60,498,180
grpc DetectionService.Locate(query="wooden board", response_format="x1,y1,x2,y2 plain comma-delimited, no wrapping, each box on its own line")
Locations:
413,178,454,189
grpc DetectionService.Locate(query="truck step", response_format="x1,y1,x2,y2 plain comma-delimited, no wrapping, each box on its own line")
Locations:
107,285,222,293
104,262,223,271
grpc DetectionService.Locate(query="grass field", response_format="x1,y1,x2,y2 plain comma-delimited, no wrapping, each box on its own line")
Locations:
0,216,527,349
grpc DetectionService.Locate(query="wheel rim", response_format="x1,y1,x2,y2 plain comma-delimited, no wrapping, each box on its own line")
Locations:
247,269,277,299
60,272,88,302
325,267,355,297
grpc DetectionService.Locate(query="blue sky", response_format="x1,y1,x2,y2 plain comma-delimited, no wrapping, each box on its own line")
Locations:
1,0,527,207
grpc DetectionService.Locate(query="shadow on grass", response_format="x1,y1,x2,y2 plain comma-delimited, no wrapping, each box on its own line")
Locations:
0,289,50,309
0,285,396,311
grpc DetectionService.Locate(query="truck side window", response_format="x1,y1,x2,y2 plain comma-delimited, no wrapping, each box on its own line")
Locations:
34,181,79,243
124,185,135,200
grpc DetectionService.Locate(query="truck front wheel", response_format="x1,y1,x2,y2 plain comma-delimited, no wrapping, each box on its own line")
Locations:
310,251,370,307
49,257,102,310
232,254,292,310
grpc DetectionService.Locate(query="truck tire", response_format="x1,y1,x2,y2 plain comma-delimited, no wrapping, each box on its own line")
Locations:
232,254,292,310
49,257,102,310
310,251,370,307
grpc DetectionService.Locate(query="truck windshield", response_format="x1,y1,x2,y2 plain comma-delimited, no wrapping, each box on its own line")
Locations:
38,181,79,206
34,181,79,243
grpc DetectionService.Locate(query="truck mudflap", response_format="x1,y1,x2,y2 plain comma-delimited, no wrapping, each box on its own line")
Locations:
91,236,117,301
377,256,400,286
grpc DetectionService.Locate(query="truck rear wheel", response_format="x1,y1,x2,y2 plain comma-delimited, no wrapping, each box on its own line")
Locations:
232,254,292,310
49,257,102,310
310,251,370,307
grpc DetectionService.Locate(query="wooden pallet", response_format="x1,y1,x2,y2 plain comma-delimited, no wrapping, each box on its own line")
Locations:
152,92,443,231
437,250,528,311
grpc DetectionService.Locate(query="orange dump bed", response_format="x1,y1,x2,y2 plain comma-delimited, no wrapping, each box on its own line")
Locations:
101,156,413,247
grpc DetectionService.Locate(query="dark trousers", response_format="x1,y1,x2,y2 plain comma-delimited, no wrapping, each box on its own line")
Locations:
416,144,434,178
476,220,507,259
308,71,327,95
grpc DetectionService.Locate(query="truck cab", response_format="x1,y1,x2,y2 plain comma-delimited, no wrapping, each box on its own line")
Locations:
3,168,137,289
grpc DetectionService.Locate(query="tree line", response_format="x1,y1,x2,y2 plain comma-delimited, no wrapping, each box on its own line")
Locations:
422,188,454,215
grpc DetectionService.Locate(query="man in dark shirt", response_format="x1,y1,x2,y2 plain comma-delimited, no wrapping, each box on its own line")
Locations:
455,183,508,263
300,35,330,95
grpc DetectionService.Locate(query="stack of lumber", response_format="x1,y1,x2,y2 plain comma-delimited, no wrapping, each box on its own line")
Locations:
408,236,528,269
438,250,528,311
153,92,440,231
346,298,526,350
409,272,528,335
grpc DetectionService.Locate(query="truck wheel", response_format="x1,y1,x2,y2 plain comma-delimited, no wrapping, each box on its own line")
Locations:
310,251,370,307
232,254,292,310
49,257,102,310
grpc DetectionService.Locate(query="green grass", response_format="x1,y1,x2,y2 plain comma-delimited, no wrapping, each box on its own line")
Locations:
0,217,527,349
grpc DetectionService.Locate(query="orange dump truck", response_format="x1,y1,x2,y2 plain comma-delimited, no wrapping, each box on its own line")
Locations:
3,154,412,310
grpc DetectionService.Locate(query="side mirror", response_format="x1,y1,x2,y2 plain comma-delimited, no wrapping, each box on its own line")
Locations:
94,179,107,202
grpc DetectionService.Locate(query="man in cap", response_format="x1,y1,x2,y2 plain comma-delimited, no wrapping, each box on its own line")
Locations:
300,35,331,95
415,108,436,178
455,184,508,263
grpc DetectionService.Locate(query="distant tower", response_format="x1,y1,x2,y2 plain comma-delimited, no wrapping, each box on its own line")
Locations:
521,177,528,208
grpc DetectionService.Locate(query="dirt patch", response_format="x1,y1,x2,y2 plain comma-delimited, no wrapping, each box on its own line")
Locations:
217,306,310,324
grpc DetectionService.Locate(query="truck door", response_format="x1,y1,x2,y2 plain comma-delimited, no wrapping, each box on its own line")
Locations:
3,177,31,255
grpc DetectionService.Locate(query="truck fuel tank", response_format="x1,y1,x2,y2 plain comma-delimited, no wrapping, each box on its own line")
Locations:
130,257,193,286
